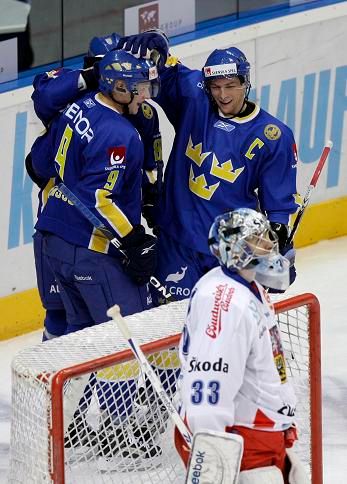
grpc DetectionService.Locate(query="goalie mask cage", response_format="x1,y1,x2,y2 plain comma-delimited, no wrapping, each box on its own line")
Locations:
9,293,322,484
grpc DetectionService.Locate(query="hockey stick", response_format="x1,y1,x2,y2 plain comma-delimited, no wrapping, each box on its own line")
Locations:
57,182,173,303
107,304,192,448
287,140,333,246
107,304,244,483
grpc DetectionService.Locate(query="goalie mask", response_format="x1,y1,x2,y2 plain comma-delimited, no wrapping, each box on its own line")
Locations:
208,208,290,290
98,50,160,99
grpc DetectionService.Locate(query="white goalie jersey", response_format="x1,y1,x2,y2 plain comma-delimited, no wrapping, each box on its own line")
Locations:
177,266,297,434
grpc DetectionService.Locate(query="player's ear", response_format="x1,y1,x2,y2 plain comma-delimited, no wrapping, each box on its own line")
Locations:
114,79,127,94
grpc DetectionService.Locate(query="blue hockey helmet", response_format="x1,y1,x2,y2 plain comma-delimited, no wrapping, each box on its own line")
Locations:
202,47,251,95
83,33,121,68
88,33,121,57
98,49,160,98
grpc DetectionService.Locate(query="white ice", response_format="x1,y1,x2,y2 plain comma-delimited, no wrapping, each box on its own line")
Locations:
1,237,347,483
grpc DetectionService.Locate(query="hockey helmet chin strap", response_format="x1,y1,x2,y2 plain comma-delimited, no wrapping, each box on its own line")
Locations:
110,86,135,108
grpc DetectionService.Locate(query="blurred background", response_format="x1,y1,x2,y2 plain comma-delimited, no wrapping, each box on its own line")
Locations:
0,0,317,74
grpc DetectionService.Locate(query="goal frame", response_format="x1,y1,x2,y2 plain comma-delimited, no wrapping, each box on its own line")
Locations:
44,293,322,484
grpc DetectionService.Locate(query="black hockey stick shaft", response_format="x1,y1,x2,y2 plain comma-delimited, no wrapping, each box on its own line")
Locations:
57,182,174,303
287,140,333,246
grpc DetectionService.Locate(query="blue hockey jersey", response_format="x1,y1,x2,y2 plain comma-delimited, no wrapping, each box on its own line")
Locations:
32,68,162,176
35,92,144,255
154,63,298,254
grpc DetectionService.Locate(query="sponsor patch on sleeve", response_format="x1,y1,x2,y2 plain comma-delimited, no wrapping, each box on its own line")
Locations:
292,143,298,163
108,146,126,165
46,69,61,78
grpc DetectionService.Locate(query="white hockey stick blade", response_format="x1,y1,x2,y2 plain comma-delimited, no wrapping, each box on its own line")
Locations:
185,430,244,484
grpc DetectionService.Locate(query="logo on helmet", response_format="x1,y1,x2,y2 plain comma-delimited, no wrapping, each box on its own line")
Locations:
203,63,237,78
148,66,158,80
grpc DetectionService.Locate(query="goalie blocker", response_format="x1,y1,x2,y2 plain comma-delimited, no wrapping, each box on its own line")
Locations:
185,431,309,484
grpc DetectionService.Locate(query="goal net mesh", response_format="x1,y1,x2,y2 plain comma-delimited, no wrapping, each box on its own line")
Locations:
9,294,320,483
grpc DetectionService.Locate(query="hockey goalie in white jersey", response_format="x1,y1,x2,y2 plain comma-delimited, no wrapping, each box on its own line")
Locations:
176,208,309,483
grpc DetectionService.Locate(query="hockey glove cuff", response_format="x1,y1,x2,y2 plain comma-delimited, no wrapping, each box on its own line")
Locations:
269,222,289,252
80,62,100,90
121,225,157,285
142,181,160,230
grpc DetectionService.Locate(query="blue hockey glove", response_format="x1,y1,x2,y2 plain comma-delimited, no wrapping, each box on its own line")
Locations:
117,29,169,70
121,225,157,285
25,152,48,189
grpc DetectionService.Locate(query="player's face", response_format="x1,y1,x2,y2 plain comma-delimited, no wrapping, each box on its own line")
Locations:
111,80,132,111
246,231,276,257
128,81,152,115
209,77,246,116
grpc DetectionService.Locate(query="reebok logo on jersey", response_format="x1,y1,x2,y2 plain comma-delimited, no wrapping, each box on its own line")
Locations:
141,244,155,255
206,284,235,339
83,98,96,109
213,120,235,132
108,147,126,165
188,357,229,373
74,275,93,281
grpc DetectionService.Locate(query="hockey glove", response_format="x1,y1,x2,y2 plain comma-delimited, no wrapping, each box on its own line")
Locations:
117,29,169,70
80,62,100,90
269,222,289,252
142,181,161,231
121,225,157,285
25,152,49,189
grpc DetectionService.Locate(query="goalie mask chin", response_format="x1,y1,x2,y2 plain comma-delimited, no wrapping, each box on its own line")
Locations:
249,254,290,291
208,208,290,291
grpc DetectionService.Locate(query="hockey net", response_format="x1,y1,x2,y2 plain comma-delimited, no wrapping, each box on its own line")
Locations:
9,293,322,484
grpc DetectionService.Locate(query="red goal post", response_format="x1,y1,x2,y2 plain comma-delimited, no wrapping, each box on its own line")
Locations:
9,293,322,484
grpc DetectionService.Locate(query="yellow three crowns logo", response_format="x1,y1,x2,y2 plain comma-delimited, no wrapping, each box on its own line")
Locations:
186,136,244,200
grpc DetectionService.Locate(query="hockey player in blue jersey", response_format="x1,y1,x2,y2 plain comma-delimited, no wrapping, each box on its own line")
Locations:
34,47,160,331
31,50,161,462
118,32,298,301
27,33,163,341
